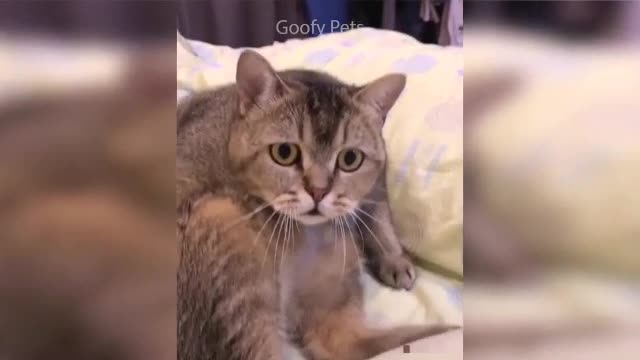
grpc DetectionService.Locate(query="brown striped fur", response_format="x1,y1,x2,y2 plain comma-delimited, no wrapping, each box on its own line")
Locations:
177,50,457,360
0,47,176,360
285,223,458,360
178,195,291,360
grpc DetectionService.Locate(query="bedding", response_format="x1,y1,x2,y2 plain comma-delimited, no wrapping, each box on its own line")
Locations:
464,27,640,359
0,37,125,104
467,29,640,277
177,28,463,331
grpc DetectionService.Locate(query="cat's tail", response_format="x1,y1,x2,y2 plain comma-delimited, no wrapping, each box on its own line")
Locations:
353,323,460,360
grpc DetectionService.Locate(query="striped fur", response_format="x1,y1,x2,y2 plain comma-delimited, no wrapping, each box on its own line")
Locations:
178,196,286,360
177,51,455,360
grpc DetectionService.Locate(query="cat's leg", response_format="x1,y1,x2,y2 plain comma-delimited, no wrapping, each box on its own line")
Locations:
299,299,458,360
356,200,417,290
178,194,294,360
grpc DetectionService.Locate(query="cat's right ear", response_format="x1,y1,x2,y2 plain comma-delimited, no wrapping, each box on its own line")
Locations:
236,50,286,115
354,73,406,127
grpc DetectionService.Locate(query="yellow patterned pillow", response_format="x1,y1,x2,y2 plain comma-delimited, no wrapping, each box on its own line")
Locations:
467,30,640,277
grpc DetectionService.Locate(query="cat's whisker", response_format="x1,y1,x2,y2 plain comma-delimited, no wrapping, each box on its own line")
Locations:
252,210,277,247
345,217,363,273
280,208,292,270
292,211,300,233
283,209,288,262
222,202,272,233
261,213,283,273
351,211,388,254
338,216,347,278
354,207,387,228
347,213,366,253
334,217,341,272
331,218,338,254
288,208,296,257
272,212,287,274
278,210,286,270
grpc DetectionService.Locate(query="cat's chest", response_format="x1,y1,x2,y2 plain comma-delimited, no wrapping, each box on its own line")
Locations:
278,225,329,295
278,223,361,295
279,225,325,280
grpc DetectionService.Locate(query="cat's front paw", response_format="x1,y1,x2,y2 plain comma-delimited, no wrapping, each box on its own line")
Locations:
376,254,416,291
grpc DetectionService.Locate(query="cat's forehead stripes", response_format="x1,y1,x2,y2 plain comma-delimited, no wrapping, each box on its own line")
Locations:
301,117,335,163
303,84,349,148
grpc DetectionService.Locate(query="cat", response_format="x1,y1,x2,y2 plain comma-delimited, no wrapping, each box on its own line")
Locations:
463,71,538,281
284,215,456,360
177,50,457,360
0,46,176,360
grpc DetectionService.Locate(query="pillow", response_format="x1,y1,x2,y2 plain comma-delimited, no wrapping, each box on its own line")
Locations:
467,29,640,277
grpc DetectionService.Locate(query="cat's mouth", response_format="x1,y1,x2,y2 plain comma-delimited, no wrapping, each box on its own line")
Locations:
297,213,329,225
297,206,330,225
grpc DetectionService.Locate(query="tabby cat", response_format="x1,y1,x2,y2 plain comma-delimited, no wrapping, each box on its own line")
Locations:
0,47,176,360
177,50,455,360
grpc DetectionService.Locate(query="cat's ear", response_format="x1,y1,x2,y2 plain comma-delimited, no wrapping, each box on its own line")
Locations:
355,73,406,123
236,50,286,115
464,72,520,127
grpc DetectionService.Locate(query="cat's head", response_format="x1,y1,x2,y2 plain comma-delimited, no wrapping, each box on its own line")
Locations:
229,50,405,225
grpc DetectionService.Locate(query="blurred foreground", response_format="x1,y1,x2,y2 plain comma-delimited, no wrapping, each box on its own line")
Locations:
464,2,640,359
0,34,176,359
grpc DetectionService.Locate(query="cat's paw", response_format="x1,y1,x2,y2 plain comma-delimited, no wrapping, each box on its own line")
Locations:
376,254,416,291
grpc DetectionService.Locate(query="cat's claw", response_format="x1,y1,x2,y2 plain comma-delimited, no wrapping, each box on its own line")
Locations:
377,254,416,290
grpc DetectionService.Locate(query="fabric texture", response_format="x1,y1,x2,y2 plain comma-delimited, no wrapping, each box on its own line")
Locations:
464,29,640,346
466,29,640,277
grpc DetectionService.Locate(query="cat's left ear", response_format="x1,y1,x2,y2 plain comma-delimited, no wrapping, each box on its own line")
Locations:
236,50,287,115
354,73,406,125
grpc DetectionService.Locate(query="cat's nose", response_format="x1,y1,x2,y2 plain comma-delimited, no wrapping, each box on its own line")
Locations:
307,186,328,203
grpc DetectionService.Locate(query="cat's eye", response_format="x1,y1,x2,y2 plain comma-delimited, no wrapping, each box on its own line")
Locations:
269,143,300,166
337,148,364,172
